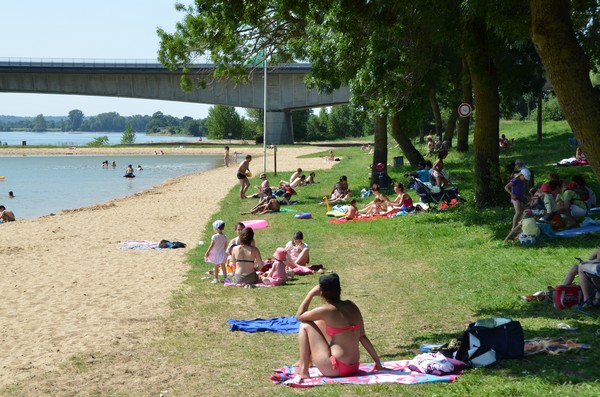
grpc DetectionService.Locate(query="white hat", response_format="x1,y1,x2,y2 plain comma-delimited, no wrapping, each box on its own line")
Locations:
212,220,225,230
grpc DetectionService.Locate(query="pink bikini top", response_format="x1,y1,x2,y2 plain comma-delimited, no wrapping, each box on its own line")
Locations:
326,324,361,336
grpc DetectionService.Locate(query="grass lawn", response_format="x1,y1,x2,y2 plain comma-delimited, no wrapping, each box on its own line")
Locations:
155,120,600,396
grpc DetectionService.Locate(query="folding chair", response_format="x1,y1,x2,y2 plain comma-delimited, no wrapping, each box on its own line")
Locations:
577,260,600,316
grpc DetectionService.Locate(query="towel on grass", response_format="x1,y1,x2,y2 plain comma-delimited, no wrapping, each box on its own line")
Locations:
555,225,600,237
227,316,300,333
524,338,591,356
270,360,462,388
223,278,272,288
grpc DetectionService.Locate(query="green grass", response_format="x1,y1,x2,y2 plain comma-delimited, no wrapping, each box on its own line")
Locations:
13,121,596,396
151,120,600,396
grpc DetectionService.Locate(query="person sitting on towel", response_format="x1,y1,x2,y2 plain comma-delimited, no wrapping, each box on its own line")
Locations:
293,274,384,380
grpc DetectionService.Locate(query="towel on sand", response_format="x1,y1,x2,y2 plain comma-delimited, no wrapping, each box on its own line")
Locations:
270,360,462,388
227,316,300,333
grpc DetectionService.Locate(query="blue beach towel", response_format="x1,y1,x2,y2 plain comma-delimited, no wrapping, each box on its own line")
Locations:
555,224,600,237
227,316,300,333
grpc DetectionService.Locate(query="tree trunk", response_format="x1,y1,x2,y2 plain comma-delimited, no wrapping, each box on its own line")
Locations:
531,0,600,184
443,106,459,146
456,58,471,152
371,115,388,183
390,112,425,168
536,89,543,143
465,18,504,207
429,89,443,139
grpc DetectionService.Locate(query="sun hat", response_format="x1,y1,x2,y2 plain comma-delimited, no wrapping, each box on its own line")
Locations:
212,220,225,230
273,247,287,262
539,183,552,193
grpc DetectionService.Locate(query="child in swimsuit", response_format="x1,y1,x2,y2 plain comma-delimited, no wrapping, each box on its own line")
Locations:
205,220,228,284
261,247,289,286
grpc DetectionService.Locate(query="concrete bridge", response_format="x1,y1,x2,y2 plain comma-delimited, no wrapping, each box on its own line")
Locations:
0,58,350,144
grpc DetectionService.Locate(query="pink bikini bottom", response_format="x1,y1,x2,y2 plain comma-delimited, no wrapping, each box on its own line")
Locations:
330,356,360,377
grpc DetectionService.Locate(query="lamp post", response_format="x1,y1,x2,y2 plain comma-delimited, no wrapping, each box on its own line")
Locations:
263,57,267,173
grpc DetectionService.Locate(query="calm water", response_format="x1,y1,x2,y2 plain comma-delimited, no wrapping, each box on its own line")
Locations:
0,154,221,219
0,131,204,146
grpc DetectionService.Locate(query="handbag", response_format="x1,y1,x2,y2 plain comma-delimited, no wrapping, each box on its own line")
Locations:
456,317,525,367
466,318,524,360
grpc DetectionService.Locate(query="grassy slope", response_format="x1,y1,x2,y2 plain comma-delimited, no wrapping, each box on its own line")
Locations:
154,120,600,396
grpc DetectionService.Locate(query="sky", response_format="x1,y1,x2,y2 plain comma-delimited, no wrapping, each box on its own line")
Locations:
0,1,216,119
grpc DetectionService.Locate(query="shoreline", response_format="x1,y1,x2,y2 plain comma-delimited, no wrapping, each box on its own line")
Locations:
0,145,335,388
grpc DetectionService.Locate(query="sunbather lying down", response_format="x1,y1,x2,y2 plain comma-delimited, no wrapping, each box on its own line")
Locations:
241,196,280,215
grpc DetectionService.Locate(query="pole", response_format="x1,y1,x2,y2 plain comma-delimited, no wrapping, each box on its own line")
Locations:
274,145,277,176
263,58,267,173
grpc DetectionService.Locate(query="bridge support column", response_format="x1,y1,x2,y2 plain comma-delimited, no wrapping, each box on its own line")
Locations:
265,110,294,144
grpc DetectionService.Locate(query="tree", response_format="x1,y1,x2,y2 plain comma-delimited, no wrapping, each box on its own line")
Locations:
121,123,136,144
531,0,600,183
31,114,47,132
68,109,84,131
205,105,242,139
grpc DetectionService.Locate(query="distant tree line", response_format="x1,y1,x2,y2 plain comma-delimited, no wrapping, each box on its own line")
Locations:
0,110,207,136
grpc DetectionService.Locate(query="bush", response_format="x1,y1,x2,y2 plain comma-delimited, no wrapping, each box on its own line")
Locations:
541,93,564,121
87,136,109,146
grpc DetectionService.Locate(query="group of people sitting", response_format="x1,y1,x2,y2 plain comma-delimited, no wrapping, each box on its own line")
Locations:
242,168,317,214
504,162,597,244
425,135,449,158
405,150,450,190
339,182,414,220
204,221,312,287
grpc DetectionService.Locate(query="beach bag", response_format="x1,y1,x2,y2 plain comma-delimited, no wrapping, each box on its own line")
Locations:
462,318,524,361
552,284,583,309
454,332,497,368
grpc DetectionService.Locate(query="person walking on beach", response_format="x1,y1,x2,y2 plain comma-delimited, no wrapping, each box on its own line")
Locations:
237,155,252,199
0,205,15,223
224,146,230,167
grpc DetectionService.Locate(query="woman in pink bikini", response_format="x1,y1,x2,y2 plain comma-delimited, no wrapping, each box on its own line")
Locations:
294,273,384,379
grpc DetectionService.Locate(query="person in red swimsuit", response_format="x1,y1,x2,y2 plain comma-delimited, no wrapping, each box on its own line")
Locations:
294,273,384,379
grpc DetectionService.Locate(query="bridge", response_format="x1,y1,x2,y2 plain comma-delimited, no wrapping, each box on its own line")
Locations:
0,58,350,144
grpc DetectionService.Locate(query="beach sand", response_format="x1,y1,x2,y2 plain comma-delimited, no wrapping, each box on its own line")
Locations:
0,146,335,390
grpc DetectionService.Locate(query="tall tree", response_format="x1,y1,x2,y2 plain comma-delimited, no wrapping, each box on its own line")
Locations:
31,114,47,132
531,0,600,183
68,109,84,131
121,123,136,144
205,105,242,139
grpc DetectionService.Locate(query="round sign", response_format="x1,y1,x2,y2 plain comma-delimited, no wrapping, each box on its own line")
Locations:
458,103,472,117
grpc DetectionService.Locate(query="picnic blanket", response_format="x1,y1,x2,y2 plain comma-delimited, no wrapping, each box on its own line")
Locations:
222,278,272,288
524,338,591,356
329,214,389,224
270,360,462,388
555,225,600,237
227,316,300,333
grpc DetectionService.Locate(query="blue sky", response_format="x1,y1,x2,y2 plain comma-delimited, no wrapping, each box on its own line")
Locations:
0,1,216,118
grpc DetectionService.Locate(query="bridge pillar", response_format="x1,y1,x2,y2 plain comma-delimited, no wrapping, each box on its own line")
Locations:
265,110,294,144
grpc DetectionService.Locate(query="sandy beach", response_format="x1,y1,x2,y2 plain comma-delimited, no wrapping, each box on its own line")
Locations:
0,145,334,390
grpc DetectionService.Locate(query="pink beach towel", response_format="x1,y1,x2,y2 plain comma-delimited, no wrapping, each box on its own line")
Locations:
270,360,462,388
